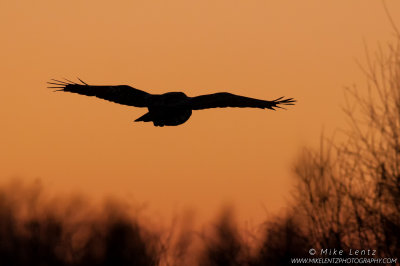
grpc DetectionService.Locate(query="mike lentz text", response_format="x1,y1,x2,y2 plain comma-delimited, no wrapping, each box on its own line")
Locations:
319,248,377,256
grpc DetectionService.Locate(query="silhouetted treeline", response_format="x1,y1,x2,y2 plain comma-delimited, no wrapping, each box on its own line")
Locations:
0,180,162,266
0,184,312,266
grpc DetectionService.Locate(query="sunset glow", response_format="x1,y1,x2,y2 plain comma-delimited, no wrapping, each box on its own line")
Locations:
1,0,400,225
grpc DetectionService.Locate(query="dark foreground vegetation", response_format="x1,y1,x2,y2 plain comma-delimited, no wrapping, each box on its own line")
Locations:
0,180,314,266
2,29,399,266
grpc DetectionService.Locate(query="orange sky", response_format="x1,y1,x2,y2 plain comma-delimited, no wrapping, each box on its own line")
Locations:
1,0,399,225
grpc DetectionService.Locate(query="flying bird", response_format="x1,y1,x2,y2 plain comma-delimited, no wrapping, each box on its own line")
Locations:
48,79,296,127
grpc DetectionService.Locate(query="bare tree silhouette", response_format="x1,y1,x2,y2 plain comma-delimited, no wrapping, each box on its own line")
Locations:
339,35,400,257
291,32,400,258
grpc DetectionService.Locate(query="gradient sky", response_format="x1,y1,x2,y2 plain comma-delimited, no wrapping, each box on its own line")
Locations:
1,0,399,224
